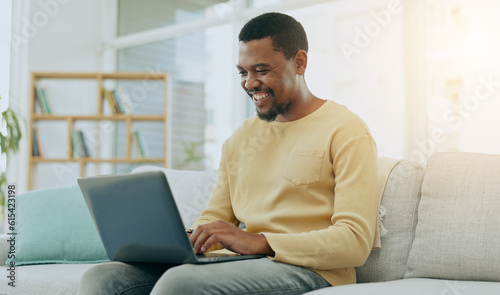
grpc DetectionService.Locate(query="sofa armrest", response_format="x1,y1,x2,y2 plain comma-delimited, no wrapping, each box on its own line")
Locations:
0,234,11,266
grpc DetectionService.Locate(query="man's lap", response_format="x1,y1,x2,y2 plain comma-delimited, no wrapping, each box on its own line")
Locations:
77,261,171,295
78,258,330,295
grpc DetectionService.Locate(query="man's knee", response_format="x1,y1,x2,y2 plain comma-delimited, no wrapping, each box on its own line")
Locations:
151,264,219,295
78,263,119,295
78,262,165,295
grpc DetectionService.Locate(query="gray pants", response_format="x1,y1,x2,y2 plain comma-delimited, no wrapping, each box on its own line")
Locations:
77,258,330,295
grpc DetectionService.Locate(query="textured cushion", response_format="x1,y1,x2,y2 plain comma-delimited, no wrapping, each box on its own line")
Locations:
405,152,500,281
356,160,425,283
0,264,95,295
305,278,500,295
132,166,217,227
6,186,108,266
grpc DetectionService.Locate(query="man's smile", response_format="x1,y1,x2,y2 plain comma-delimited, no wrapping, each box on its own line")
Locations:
253,92,269,101
252,92,270,107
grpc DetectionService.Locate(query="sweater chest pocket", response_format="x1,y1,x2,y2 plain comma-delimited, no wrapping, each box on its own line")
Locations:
283,148,324,186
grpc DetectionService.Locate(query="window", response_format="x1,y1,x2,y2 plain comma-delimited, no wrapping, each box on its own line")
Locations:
116,0,233,170
425,0,500,156
113,0,500,168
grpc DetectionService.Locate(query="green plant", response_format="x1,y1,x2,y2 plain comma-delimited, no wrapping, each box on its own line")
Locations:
175,141,206,171
0,102,23,216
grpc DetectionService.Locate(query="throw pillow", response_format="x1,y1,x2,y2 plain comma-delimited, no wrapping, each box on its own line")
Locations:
356,159,425,282
405,152,500,281
7,185,108,266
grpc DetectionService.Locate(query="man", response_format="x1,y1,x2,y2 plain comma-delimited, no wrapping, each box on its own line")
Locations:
78,12,378,295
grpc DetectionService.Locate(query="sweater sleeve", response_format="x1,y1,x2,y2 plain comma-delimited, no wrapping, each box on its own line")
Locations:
262,135,378,270
193,143,240,228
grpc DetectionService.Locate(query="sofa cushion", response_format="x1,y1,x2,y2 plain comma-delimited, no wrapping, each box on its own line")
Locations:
304,278,500,295
0,264,95,295
131,166,217,227
356,160,425,283
7,185,108,266
405,152,500,281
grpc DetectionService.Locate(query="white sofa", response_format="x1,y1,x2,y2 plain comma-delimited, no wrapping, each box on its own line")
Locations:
1,152,499,295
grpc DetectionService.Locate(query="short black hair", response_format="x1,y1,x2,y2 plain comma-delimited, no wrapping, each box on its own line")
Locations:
238,12,308,60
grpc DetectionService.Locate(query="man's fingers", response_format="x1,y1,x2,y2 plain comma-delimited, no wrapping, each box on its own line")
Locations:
189,221,241,253
199,234,224,253
192,225,221,253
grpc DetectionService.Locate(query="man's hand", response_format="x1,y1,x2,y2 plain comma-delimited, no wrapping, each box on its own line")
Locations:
189,220,275,256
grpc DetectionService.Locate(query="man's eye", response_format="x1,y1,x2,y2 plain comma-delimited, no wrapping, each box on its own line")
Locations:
239,71,247,76
256,70,268,74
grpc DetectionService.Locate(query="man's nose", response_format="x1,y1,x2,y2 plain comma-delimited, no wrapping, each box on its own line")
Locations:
245,73,261,90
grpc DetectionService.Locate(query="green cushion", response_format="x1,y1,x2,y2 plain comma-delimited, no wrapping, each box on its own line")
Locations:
6,185,108,266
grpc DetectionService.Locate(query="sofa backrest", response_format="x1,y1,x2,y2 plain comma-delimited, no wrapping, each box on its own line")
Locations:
356,159,425,283
131,165,218,228
135,160,428,284
404,152,500,282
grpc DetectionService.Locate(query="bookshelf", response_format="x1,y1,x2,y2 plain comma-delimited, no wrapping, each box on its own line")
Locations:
28,72,169,190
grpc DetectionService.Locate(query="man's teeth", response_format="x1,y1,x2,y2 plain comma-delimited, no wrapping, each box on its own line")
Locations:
254,93,268,101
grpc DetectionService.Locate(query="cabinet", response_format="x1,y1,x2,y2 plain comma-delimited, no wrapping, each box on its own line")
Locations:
28,72,169,190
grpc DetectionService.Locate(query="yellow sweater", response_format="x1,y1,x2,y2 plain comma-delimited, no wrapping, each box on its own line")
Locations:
195,100,379,286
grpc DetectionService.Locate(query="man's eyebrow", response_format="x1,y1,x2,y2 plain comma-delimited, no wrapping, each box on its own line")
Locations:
252,63,272,68
236,63,272,70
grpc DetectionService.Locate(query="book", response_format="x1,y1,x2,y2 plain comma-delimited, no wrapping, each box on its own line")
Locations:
40,88,52,114
72,130,82,157
109,90,124,114
133,130,149,158
32,127,40,156
102,88,121,114
112,89,129,114
34,87,45,113
116,86,133,113
35,85,51,114
79,130,90,157
72,129,90,157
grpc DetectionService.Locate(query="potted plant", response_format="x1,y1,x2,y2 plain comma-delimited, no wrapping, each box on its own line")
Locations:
175,141,206,171
0,97,23,221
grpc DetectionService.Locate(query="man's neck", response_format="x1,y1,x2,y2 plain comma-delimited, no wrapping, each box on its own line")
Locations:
276,93,325,122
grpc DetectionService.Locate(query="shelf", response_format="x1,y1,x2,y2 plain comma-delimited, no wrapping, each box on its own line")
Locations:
28,72,169,190
32,72,167,80
31,158,165,164
32,114,165,121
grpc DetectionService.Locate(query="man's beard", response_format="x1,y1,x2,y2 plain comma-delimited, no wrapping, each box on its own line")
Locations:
256,94,293,122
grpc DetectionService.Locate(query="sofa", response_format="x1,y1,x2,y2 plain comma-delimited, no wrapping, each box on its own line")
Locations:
0,152,499,295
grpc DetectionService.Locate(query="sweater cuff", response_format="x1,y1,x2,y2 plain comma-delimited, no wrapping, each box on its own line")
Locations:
261,232,279,259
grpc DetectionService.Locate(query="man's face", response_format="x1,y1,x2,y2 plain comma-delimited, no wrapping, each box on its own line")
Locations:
237,37,298,122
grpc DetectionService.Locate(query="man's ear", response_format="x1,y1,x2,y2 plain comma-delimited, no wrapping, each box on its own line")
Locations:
294,50,308,75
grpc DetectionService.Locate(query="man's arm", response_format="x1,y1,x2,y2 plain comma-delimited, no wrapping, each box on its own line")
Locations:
189,220,275,256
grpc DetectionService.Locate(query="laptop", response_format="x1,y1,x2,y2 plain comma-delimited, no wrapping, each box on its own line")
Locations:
78,170,265,264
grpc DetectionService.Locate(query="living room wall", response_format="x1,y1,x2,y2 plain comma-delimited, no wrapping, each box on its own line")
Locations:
9,0,108,194
9,0,500,196
9,0,409,194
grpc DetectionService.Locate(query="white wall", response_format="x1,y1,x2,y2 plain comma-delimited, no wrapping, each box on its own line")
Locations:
28,1,103,72
10,0,409,194
290,0,406,159
0,1,12,107
10,0,106,193
0,3,12,231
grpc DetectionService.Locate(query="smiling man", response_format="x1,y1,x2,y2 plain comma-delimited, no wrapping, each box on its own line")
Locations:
78,12,378,295
236,20,324,123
